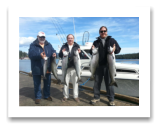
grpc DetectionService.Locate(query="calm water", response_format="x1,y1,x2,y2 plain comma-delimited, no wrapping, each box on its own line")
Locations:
19,59,139,72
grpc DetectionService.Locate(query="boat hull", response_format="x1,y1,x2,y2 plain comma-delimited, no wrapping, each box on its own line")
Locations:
51,75,139,98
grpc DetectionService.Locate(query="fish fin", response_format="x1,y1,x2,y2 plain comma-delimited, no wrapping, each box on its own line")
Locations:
79,79,83,83
109,82,118,87
57,79,61,84
89,77,94,81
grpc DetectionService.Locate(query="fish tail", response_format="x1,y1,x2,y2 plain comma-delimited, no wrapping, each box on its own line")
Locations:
57,79,61,84
109,82,118,87
89,76,94,81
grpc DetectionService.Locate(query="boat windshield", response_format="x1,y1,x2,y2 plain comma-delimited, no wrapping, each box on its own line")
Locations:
80,50,91,59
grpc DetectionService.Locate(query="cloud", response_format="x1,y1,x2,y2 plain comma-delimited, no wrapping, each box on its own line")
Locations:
126,19,136,23
19,37,35,47
131,35,139,39
115,35,139,40
118,47,139,54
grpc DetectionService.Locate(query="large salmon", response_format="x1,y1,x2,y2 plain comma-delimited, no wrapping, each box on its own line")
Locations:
73,49,82,83
61,53,68,86
51,56,61,84
107,46,118,87
43,57,48,79
89,48,99,80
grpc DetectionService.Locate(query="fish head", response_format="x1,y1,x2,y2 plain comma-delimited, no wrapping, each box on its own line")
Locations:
73,50,79,56
107,47,113,54
92,48,98,55
44,57,48,61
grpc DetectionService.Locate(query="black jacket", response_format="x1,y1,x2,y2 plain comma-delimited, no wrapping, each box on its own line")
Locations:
59,42,82,68
90,36,121,66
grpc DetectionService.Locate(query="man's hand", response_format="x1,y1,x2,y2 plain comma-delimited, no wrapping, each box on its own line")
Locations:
52,53,56,57
41,52,46,59
92,45,95,50
78,48,81,53
111,44,116,54
62,48,66,52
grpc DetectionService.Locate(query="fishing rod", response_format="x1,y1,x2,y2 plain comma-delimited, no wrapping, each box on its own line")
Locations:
53,18,67,41
73,17,77,42
52,17,66,42
56,33,63,45
50,17,65,43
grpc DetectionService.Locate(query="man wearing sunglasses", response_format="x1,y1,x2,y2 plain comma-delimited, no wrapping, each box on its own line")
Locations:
89,26,121,106
29,31,56,104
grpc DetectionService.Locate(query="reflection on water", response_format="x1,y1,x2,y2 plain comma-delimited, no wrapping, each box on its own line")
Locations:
19,59,31,72
116,59,139,64
19,59,139,72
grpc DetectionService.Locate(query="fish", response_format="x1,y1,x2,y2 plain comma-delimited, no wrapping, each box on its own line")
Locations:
61,53,68,86
89,48,99,80
107,46,118,87
73,49,82,83
51,56,61,84
43,57,48,79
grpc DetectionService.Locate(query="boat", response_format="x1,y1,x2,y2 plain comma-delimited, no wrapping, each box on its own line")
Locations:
52,42,139,98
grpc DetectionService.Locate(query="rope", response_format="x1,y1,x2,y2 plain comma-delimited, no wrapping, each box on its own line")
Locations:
69,78,90,93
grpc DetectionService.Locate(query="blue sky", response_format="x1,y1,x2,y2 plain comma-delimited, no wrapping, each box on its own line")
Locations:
19,17,139,54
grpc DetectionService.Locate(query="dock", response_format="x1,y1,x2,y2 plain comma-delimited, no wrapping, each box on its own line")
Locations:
19,71,139,106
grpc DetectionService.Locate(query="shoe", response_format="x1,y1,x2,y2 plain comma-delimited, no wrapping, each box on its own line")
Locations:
61,97,67,102
74,98,80,102
35,99,41,104
90,99,100,104
44,96,52,101
109,101,115,106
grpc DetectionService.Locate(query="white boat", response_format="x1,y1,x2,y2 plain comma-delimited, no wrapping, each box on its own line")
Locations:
52,42,139,98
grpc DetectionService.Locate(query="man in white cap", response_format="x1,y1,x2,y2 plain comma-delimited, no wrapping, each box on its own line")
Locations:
29,31,56,104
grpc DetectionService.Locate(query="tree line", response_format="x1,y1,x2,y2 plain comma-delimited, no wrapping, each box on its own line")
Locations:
19,50,28,58
115,53,139,59
19,50,59,59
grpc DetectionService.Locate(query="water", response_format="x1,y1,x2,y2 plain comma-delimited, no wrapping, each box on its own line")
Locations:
116,59,139,64
19,59,139,72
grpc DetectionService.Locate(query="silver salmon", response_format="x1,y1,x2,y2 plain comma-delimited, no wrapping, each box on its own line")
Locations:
62,54,68,86
43,57,48,79
107,46,118,87
51,56,61,84
73,49,82,83
90,48,99,80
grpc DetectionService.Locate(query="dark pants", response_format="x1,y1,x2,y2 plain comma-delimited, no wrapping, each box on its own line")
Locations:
93,65,114,101
33,73,51,99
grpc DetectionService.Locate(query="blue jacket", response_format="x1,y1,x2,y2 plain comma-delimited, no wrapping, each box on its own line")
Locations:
28,38,56,75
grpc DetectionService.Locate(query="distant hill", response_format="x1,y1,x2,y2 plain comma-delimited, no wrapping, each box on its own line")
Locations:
115,53,139,59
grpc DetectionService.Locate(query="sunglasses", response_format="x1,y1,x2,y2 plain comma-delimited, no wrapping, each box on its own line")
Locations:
100,30,107,33
39,36,45,38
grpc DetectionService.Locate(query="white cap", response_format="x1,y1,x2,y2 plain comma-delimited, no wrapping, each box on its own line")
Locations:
38,31,45,37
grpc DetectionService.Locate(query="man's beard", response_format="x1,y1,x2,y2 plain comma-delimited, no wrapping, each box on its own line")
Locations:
38,38,45,44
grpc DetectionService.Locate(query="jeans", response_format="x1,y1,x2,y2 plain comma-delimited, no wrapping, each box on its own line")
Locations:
33,73,51,99
93,65,114,101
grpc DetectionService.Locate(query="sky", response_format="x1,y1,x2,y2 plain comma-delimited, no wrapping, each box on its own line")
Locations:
19,17,139,54
8,6,151,117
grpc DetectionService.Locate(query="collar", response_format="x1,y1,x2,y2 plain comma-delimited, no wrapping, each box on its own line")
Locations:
33,38,49,46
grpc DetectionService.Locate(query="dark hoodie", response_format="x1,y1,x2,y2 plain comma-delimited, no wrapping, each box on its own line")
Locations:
28,38,56,75
90,36,121,66
59,42,82,68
